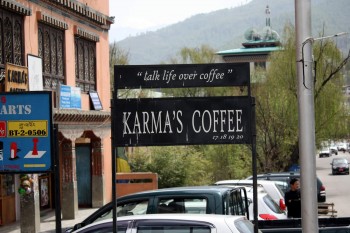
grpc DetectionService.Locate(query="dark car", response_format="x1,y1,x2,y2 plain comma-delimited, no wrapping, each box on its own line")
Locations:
331,158,350,175
66,186,249,232
246,172,326,203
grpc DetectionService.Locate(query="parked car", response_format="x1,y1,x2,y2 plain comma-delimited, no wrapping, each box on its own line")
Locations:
73,214,261,233
246,172,326,202
244,186,287,220
224,185,287,220
337,142,348,153
214,179,286,212
319,147,332,158
329,144,338,155
66,186,249,232
331,157,350,175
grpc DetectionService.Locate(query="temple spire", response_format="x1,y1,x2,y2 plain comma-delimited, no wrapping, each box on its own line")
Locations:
265,5,270,27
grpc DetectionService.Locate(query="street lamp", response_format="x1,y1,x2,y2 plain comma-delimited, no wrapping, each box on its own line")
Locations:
302,32,348,45
300,32,349,89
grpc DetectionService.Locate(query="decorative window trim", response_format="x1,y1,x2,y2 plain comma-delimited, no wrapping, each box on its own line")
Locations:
73,25,99,42
46,0,113,26
37,11,68,30
0,0,31,16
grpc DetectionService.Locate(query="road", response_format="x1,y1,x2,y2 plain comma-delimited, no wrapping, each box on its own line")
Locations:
316,150,350,217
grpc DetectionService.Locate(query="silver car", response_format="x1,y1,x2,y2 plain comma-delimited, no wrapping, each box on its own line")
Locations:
73,214,261,233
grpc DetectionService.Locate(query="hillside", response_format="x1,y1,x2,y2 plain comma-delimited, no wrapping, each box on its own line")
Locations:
115,0,350,65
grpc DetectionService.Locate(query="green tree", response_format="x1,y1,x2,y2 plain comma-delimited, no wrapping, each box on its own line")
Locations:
255,24,350,172
130,146,209,188
109,42,129,95
163,45,226,98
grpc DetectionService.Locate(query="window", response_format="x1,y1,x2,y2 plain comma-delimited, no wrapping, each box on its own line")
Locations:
263,195,284,214
117,200,149,216
229,189,246,216
157,198,207,214
137,226,211,233
75,37,96,92
254,62,266,69
0,8,24,69
38,23,65,90
235,219,258,233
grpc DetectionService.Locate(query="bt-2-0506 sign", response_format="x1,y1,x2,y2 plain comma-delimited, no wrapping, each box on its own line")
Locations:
0,92,53,173
114,96,253,146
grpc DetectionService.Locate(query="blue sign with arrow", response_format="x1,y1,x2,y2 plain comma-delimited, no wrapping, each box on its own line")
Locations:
0,92,53,173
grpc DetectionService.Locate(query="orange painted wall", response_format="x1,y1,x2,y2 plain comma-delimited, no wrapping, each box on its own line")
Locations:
20,0,111,112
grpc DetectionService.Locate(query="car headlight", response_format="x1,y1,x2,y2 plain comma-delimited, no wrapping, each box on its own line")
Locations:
333,166,337,169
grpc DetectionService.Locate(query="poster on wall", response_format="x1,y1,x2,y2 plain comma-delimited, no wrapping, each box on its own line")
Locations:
28,54,43,91
89,91,103,110
59,84,81,109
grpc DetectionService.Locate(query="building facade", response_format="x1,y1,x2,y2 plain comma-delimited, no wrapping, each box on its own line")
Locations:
0,0,113,225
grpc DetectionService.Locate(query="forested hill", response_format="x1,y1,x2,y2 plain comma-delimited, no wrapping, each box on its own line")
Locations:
115,0,350,65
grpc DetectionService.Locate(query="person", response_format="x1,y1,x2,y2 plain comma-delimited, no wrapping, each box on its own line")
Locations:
284,178,301,218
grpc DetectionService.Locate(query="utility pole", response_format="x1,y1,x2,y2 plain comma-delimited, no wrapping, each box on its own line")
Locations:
295,1,319,232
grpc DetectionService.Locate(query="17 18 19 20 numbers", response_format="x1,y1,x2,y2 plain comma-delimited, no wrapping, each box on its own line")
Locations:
212,134,243,141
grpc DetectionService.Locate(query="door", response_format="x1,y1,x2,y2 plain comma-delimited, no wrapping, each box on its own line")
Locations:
76,145,92,207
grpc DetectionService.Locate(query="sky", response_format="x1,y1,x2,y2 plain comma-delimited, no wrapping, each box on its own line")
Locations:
109,0,252,42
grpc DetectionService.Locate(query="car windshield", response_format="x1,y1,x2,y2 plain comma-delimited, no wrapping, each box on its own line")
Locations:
333,159,348,164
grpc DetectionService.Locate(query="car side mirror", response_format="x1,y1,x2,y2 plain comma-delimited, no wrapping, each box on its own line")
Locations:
247,198,253,206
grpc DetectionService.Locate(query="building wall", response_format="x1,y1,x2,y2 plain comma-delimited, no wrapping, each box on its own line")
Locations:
19,0,111,111
0,0,113,222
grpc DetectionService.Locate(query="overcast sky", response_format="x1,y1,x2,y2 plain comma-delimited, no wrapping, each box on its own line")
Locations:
109,0,252,42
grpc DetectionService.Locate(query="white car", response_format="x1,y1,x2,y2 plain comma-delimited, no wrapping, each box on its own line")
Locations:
244,186,287,220
215,179,286,212
73,214,262,233
319,147,331,158
216,184,287,220
337,142,348,153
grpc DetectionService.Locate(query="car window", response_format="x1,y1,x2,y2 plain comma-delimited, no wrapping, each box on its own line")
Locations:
263,194,283,214
157,198,207,214
333,159,348,164
136,226,211,233
117,200,149,217
229,189,246,216
235,219,262,233
77,222,121,233
117,228,127,233
134,219,214,233
274,183,285,197
266,177,289,193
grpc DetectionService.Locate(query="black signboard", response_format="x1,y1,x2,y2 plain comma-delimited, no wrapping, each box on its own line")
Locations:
114,96,253,146
114,63,250,89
